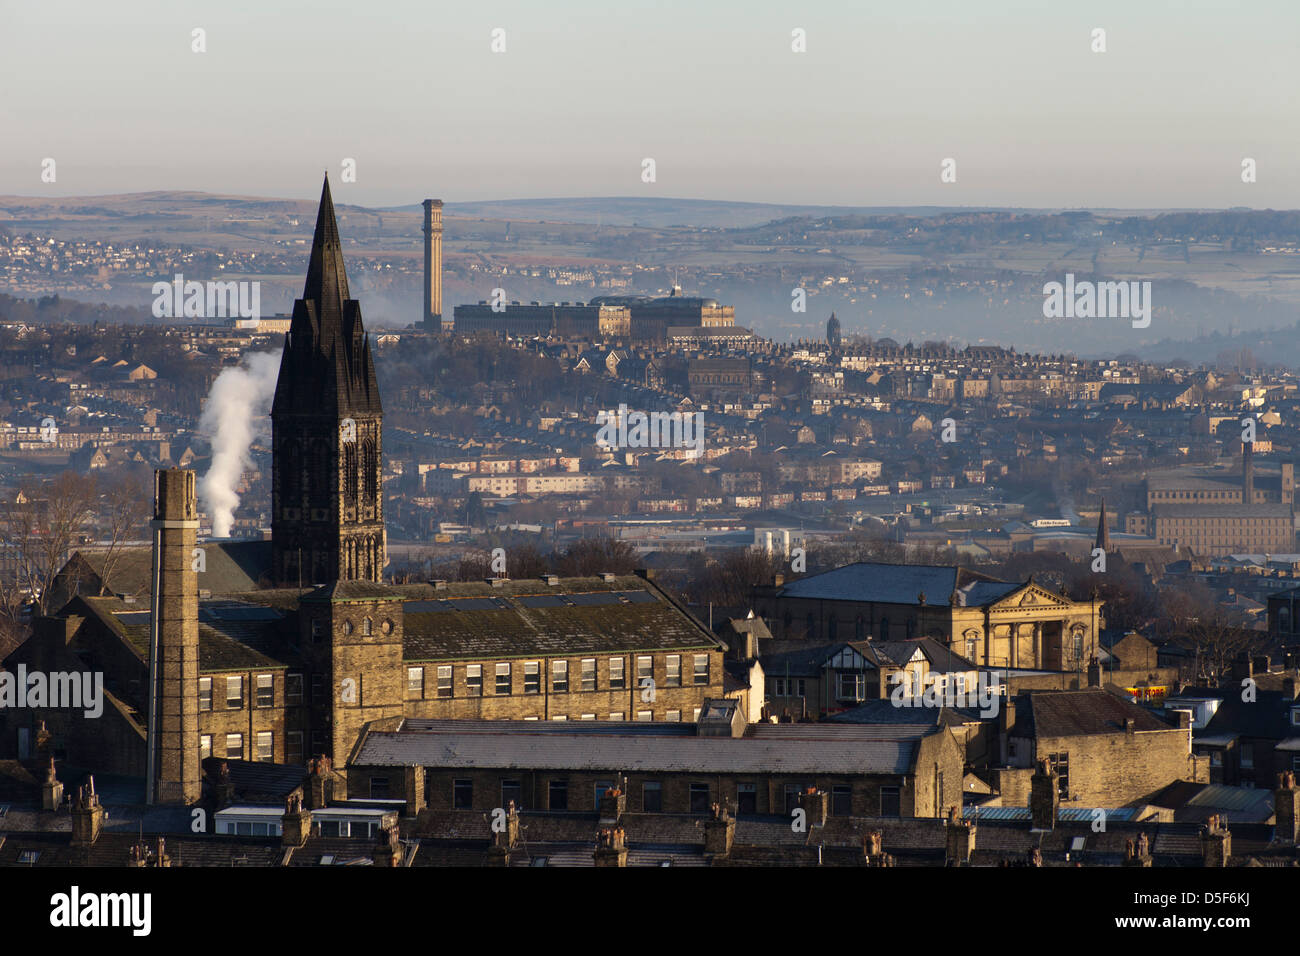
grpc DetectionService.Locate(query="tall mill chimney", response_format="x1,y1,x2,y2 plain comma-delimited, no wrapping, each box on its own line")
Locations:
422,199,444,328
147,469,202,805
1243,439,1255,504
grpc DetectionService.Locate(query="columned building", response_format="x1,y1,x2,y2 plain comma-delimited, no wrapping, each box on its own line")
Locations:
752,563,1102,673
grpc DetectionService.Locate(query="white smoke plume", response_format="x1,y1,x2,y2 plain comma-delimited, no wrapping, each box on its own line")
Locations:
198,350,282,538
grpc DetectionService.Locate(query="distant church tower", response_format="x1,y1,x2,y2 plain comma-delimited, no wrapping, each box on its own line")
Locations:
1095,498,1111,553
826,312,842,350
271,176,385,585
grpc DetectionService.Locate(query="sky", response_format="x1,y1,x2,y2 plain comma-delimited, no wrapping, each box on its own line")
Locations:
1,0,1298,209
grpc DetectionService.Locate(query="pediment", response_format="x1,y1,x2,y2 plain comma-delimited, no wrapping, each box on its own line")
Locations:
991,583,1074,611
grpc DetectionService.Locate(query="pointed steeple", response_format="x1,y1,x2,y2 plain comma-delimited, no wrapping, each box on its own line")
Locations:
302,175,350,321
1096,499,1111,553
272,175,381,418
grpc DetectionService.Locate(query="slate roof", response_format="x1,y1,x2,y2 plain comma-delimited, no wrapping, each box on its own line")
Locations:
1015,688,1177,738
52,540,271,607
354,723,925,775
1203,678,1299,741
400,577,719,660
829,698,979,727
775,562,1019,607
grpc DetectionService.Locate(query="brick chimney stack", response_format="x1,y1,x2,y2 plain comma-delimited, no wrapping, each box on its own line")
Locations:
40,756,63,811
487,801,521,866
944,805,976,865
148,468,201,806
1275,771,1299,844
281,792,311,847
1030,759,1059,831
373,824,404,867
704,802,736,857
71,776,104,847
797,787,828,829
1201,814,1232,867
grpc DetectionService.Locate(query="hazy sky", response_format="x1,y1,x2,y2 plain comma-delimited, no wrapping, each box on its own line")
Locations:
2,0,1297,208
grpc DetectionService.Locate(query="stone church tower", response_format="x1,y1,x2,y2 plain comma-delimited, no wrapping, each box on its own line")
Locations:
272,176,385,585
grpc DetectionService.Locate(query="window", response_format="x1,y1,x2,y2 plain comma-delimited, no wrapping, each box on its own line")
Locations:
226,676,243,709
551,715,567,721
642,781,663,813
549,780,568,810
666,655,681,687
256,673,274,707
832,786,852,816
311,674,324,703
581,658,597,692
495,662,512,695
594,780,614,805
311,619,323,643
1072,631,1085,660
524,661,540,695
637,656,653,684
666,710,681,722
880,786,901,817
370,776,390,799
838,672,865,701
256,732,273,762
199,677,212,712
609,657,625,689
501,780,522,810
689,783,710,812
637,710,653,721
200,735,212,760
17,850,39,864
1240,744,1254,769
552,660,568,693
287,732,303,764
437,665,453,698
286,673,303,705
362,617,372,636
581,713,596,720
609,712,625,721
1292,707,1300,727
225,733,243,760
1048,752,1071,798
453,779,473,809
466,664,482,696
737,782,757,815
692,707,701,722
407,666,424,697
693,654,710,685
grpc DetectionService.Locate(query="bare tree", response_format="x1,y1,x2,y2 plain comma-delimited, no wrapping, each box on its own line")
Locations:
0,472,99,619
96,472,151,597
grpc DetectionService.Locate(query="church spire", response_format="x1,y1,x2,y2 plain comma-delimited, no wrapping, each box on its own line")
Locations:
302,175,350,320
1096,499,1111,553
272,175,381,418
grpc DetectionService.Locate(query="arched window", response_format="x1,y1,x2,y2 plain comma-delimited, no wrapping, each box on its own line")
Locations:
343,442,358,506
362,440,378,501
362,617,373,636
